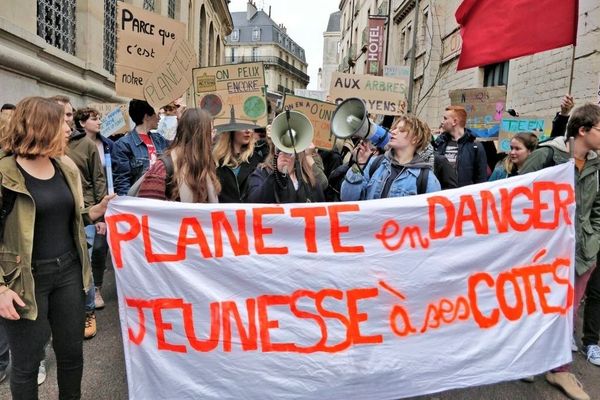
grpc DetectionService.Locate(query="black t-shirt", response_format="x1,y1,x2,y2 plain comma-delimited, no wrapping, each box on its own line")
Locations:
381,164,405,198
18,161,76,261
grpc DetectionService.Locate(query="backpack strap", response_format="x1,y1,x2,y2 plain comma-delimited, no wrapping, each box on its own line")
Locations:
542,147,555,168
368,155,385,177
416,169,429,195
159,154,175,199
0,187,17,243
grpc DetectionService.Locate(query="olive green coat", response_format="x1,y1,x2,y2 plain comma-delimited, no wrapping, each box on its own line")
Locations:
0,155,92,320
520,137,600,275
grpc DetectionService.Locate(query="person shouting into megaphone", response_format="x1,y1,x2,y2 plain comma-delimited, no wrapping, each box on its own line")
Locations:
341,115,441,200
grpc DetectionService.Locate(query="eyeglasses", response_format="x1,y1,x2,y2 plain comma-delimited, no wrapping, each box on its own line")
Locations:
591,126,600,133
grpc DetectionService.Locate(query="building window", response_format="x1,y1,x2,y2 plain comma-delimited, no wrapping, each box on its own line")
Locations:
405,24,412,57
231,29,239,41
168,0,176,19
37,0,76,55
251,47,258,61
278,32,283,43
420,9,429,51
252,28,261,41
484,61,509,87
400,29,406,61
103,0,121,74
143,0,155,11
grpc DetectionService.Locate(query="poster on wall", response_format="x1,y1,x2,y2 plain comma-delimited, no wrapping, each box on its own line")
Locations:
192,62,268,131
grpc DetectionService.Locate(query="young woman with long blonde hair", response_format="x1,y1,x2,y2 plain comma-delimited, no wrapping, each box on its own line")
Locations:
212,128,266,203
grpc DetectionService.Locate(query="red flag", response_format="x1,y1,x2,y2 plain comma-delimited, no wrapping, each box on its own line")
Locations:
456,0,578,70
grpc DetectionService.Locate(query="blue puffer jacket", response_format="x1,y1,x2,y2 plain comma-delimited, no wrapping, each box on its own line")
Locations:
111,129,169,195
341,145,441,200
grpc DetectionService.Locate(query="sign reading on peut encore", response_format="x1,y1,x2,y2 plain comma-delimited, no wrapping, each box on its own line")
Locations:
115,2,195,107
192,62,268,130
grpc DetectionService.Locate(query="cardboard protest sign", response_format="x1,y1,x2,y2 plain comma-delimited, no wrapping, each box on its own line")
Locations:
107,163,575,400
329,72,407,115
88,103,130,137
144,38,196,109
383,65,410,80
498,116,553,152
192,62,268,130
115,2,187,101
293,89,327,101
283,94,337,151
449,87,507,138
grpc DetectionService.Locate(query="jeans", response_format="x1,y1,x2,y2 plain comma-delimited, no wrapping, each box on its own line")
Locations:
84,225,96,313
582,265,600,347
1,250,85,400
0,324,8,372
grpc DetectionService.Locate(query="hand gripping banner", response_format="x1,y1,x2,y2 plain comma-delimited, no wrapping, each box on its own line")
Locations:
106,163,576,400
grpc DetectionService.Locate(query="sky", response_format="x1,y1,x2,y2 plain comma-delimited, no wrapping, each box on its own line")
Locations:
228,0,340,90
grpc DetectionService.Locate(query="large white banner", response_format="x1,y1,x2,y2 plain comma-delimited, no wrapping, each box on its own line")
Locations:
106,163,576,400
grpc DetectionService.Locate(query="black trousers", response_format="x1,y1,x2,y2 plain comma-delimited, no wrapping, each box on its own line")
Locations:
1,250,85,400
91,232,108,288
583,265,600,347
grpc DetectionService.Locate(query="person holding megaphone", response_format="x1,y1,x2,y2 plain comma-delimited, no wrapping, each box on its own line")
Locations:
341,115,441,200
247,110,327,203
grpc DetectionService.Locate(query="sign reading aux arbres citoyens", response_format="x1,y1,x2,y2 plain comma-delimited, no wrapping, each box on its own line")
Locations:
329,72,408,115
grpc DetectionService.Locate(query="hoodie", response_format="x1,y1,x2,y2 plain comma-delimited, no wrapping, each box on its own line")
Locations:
520,136,600,275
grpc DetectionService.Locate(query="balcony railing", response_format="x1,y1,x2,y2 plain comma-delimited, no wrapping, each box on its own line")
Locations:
224,56,310,85
277,85,294,94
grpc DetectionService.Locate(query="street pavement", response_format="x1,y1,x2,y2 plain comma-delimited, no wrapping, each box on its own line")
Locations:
1,264,598,400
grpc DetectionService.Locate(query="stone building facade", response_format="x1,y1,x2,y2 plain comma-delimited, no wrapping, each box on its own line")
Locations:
224,1,309,97
319,11,341,93
337,0,600,130
0,0,232,108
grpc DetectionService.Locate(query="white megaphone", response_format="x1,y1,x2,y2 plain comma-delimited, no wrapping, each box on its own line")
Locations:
270,110,314,154
330,98,390,148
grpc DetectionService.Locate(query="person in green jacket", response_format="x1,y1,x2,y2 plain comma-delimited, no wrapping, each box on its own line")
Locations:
0,97,114,400
520,103,600,400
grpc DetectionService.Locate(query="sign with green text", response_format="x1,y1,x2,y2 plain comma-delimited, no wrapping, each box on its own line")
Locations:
329,72,407,116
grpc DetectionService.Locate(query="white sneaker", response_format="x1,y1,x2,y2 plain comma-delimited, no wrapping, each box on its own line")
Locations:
571,336,578,352
94,287,105,310
582,344,600,366
37,360,47,385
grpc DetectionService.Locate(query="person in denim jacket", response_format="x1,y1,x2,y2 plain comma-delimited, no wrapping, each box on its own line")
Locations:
341,115,441,200
111,100,168,195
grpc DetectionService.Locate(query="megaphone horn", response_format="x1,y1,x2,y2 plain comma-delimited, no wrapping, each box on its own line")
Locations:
330,97,390,148
270,110,314,154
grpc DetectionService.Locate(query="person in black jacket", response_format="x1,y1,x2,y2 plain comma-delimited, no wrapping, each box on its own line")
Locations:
434,106,487,187
212,129,266,203
247,140,326,203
